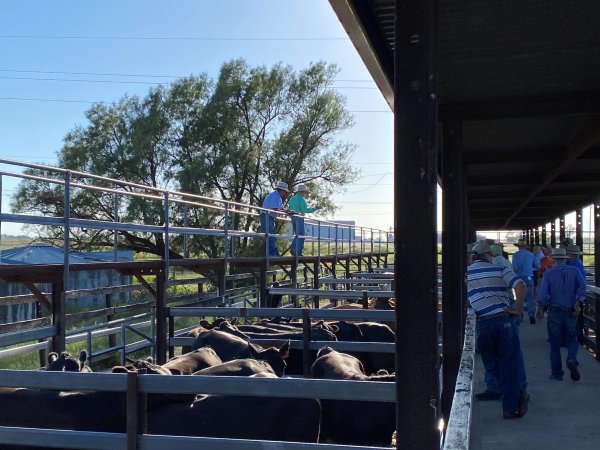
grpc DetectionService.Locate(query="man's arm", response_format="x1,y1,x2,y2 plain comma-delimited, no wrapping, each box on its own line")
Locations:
507,280,525,315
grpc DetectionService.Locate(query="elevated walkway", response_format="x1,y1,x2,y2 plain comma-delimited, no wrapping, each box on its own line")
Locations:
470,318,600,449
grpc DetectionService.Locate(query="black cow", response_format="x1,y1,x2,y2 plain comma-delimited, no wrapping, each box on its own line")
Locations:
0,387,128,450
310,347,395,446
355,322,395,374
192,329,289,376
162,348,222,375
45,351,92,372
147,394,321,443
192,358,275,377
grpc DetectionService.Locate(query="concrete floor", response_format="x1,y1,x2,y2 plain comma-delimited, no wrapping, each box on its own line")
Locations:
470,317,600,450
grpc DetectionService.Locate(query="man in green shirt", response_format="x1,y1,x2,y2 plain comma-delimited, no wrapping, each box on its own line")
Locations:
288,184,318,256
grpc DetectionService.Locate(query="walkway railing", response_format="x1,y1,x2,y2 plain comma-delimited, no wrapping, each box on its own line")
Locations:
0,158,393,271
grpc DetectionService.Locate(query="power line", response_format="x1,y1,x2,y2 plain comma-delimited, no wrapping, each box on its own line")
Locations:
0,96,391,112
0,69,376,84
0,74,378,90
0,34,349,41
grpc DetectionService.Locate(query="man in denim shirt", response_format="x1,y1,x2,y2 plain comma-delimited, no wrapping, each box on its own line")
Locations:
536,247,587,381
511,239,540,324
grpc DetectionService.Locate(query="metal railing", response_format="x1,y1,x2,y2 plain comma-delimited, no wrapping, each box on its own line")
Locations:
0,158,393,267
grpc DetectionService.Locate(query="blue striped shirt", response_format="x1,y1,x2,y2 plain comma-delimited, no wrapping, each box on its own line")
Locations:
467,261,523,318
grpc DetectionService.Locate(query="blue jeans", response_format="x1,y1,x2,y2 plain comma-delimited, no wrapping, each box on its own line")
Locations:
547,307,578,377
519,276,535,318
260,213,279,256
290,215,305,256
476,315,524,412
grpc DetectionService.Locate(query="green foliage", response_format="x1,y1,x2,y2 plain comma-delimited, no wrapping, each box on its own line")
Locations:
12,59,359,258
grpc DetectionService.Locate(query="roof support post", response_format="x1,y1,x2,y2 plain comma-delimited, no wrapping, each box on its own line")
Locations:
551,220,557,247
394,0,440,447
594,201,600,361
441,120,464,421
576,208,584,252
534,227,540,246
541,225,547,247
560,217,566,242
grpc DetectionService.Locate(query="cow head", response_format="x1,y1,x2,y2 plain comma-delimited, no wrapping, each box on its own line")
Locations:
46,351,92,372
248,341,290,377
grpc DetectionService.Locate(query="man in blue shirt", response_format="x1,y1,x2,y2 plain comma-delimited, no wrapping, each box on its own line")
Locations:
566,244,586,278
260,181,291,256
536,247,587,381
467,241,529,419
511,239,540,324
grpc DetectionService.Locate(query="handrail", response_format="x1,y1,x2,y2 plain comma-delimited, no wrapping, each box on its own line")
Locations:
442,308,476,450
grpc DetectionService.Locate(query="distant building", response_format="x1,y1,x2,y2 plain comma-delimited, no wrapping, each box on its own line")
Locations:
0,244,133,323
305,220,357,242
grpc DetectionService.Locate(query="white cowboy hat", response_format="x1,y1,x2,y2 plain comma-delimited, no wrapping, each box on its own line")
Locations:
274,181,289,192
296,184,309,193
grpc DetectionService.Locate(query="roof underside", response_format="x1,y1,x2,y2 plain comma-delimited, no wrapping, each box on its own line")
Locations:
330,0,600,230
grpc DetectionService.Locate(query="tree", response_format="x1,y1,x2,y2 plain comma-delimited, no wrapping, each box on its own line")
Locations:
12,59,359,258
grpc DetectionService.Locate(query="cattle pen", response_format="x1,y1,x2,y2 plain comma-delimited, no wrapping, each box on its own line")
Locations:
0,158,402,449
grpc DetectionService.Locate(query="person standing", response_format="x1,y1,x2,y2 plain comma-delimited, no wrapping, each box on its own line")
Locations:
287,184,318,256
566,244,586,279
511,239,540,324
467,241,529,419
536,247,587,381
260,181,291,257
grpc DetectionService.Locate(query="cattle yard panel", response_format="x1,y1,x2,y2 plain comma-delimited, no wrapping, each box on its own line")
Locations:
0,369,394,450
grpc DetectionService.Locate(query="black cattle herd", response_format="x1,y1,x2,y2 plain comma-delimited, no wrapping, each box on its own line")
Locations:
0,314,397,449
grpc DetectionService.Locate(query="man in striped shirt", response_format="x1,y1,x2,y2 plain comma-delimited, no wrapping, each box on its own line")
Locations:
467,241,529,419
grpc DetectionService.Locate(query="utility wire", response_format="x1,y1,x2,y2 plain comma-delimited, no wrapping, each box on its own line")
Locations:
0,34,349,41
0,69,376,84
0,74,377,89
0,96,391,112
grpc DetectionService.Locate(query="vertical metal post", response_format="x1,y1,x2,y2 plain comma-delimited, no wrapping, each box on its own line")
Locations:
576,207,584,252
560,217,566,242
395,0,440,447
63,171,71,294
224,204,230,290
534,227,540,245
51,281,65,353
594,201,600,361
231,211,236,258
302,309,311,377
441,119,464,421
541,225,547,247
183,204,189,258
551,220,557,247
113,193,119,260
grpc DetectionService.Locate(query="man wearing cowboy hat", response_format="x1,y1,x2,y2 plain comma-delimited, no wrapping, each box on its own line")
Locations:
288,184,318,256
536,247,587,381
566,244,586,279
260,181,292,256
511,239,540,324
466,241,529,419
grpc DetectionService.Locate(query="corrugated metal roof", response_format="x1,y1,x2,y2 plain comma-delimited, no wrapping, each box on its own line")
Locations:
0,244,133,265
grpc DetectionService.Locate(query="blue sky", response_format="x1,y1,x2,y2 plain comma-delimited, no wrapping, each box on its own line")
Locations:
0,0,395,236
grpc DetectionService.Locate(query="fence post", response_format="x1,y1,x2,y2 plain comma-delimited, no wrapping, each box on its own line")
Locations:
595,201,600,361
302,308,311,377
51,281,65,353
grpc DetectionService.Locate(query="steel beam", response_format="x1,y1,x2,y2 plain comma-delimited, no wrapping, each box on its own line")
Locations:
441,120,464,421
394,0,440,447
